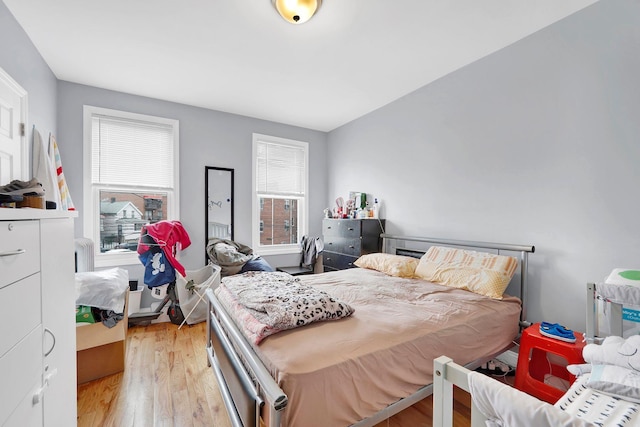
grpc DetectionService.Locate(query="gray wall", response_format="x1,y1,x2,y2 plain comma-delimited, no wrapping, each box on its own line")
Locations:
57,82,328,279
327,0,640,332
0,1,57,166
4,0,640,331
1,0,328,309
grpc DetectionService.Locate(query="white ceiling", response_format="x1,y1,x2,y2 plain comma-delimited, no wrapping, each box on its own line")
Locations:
4,0,598,132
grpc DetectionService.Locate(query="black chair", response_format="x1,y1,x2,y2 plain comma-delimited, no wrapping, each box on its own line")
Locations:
276,235,323,276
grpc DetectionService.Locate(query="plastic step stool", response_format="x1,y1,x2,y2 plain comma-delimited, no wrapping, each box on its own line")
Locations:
514,322,586,404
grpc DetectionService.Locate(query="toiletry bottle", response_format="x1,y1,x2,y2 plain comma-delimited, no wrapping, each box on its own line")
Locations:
373,198,380,219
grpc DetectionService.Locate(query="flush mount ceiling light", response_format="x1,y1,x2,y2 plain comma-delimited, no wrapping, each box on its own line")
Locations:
272,0,322,24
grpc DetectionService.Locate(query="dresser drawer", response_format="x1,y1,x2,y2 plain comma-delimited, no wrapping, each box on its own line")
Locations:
324,237,362,256
323,251,358,270
0,327,43,424
0,274,41,358
322,219,361,238
0,220,40,289
4,381,43,427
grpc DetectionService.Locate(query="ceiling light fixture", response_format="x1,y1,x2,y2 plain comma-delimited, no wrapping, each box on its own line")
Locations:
272,0,322,24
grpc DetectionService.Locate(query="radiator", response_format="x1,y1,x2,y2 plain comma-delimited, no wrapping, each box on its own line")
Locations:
74,238,95,272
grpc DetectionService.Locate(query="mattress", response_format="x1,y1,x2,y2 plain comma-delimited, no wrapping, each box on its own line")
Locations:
556,374,640,425
219,268,521,427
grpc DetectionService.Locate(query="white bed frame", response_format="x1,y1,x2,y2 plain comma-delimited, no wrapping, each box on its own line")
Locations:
433,356,488,427
586,281,623,342
206,235,535,427
434,282,634,427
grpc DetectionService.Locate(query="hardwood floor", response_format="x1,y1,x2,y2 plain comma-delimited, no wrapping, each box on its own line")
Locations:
77,322,231,427
77,322,474,426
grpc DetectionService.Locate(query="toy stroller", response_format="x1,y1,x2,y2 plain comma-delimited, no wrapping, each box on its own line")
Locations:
128,220,192,326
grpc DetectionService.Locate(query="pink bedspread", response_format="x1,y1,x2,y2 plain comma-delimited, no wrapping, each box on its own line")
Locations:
217,268,521,427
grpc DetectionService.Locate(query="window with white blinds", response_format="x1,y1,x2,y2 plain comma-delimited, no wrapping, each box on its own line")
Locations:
253,133,308,254
83,106,179,267
91,115,174,188
256,140,305,196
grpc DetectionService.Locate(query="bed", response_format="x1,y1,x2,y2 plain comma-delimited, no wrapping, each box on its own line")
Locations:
206,235,535,427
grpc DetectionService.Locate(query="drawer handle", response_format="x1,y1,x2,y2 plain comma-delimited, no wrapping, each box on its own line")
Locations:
0,248,26,257
32,368,57,405
349,245,355,249
44,328,56,357
347,227,354,231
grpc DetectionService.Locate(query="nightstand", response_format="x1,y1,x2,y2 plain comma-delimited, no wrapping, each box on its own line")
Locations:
514,322,586,404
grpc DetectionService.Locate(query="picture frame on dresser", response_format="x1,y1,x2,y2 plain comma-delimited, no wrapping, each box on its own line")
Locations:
322,218,386,272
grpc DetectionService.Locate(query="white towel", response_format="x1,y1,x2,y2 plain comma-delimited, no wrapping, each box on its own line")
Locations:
32,126,61,207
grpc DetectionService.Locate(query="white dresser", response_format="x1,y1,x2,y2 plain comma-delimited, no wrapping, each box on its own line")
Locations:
0,210,77,427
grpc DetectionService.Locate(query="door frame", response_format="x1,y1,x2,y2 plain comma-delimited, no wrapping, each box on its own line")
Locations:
0,66,28,181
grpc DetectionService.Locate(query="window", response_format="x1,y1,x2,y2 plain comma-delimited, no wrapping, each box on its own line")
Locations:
252,133,308,254
83,106,179,267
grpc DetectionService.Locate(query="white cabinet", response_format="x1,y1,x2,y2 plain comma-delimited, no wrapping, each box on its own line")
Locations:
41,218,76,426
0,211,76,427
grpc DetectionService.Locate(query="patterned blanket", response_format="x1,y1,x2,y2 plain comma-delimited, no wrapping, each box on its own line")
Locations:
215,271,354,344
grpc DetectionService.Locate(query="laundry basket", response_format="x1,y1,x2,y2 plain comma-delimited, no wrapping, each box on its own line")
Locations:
175,263,221,326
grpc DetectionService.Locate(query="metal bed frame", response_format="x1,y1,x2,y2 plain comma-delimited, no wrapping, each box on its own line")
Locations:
206,235,535,427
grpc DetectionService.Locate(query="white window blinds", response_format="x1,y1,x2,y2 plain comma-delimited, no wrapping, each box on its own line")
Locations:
91,115,174,188
256,139,305,196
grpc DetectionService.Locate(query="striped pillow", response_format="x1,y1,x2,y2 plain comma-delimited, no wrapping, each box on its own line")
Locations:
414,246,517,299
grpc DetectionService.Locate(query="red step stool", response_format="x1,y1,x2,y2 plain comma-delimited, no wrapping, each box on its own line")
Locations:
514,322,586,404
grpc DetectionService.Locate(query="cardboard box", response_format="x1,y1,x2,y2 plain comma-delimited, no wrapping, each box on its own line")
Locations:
76,290,128,384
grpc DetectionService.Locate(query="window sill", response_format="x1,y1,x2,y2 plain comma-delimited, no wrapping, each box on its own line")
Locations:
95,251,140,269
255,245,301,256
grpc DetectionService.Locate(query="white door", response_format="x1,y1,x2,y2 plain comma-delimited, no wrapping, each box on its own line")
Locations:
0,67,27,184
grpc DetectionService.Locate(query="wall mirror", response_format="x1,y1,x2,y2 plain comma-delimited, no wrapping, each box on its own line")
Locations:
205,166,234,256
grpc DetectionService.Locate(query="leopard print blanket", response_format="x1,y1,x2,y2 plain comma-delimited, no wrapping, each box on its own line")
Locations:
215,271,354,344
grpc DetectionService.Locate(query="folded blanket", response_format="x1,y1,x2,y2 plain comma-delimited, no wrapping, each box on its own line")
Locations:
215,271,354,344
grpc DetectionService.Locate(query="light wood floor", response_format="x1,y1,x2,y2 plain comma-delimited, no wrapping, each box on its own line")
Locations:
77,322,473,427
